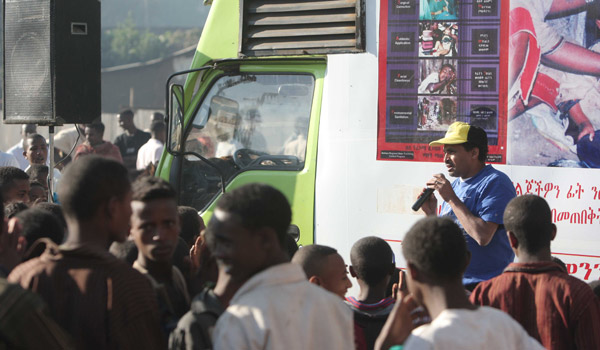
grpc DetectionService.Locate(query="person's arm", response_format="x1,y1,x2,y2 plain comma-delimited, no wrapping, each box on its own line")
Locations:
424,80,450,93
374,294,421,350
509,32,531,92
154,145,164,165
428,174,498,246
542,41,600,76
568,102,595,141
445,197,498,246
547,0,587,16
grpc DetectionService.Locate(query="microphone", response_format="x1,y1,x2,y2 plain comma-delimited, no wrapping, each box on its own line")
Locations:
412,188,434,212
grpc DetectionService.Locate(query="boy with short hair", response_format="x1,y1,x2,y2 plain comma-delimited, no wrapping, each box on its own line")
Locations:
470,195,600,349
130,176,190,338
207,183,354,350
26,164,49,191
292,244,352,299
74,122,123,163
22,134,61,192
347,236,396,350
8,156,163,349
0,166,29,204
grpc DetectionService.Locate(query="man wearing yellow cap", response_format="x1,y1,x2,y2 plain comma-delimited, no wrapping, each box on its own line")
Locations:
420,122,516,290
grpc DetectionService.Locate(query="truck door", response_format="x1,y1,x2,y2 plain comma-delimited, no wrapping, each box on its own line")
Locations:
166,60,325,246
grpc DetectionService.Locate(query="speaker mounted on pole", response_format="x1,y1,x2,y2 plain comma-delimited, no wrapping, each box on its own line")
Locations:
2,0,101,125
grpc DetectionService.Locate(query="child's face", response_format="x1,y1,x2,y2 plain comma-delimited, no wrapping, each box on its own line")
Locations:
35,172,49,188
29,186,47,205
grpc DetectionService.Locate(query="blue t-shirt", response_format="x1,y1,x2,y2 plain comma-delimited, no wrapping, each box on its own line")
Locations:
440,165,516,285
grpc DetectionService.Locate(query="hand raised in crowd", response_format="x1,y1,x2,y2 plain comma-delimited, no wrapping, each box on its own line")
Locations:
391,270,430,326
375,289,430,350
0,217,26,273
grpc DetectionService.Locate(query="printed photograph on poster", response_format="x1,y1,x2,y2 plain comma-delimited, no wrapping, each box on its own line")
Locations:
377,0,506,162
420,0,459,20
508,0,600,168
418,96,457,130
418,59,457,95
419,22,458,57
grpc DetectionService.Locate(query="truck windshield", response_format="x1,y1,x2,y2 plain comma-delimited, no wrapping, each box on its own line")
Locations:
179,73,315,211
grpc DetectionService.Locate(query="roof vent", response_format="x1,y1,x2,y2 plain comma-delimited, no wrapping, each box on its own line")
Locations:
240,0,365,56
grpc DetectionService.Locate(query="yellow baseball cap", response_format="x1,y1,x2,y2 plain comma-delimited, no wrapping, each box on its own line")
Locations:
429,122,487,147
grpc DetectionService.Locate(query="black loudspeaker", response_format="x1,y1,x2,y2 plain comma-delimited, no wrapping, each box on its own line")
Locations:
3,0,100,125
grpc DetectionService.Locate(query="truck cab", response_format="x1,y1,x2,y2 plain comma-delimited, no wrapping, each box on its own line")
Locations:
158,0,365,247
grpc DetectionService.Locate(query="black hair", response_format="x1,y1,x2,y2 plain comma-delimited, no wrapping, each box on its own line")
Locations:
150,120,166,133
178,206,202,247
16,208,64,246
23,133,47,150
152,112,165,122
283,232,299,260
57,156,130,221
0,166,29,201
87,122,105,134
109,240,138,265
22,124,37,136
4,201,29,219
119,109,134,119
132,176,176,202
26,164,49,177
504,195,554,255
350,236,394,286
402,217,468,283
292,244,338,278
462,125,488,162
589,280,600,299
0,191,3,221
441,63,456,73
29,180,45,189
34,202,67,231
215,183,291,244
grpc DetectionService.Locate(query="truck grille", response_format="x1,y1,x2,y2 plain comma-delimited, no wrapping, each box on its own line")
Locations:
240,0,365,56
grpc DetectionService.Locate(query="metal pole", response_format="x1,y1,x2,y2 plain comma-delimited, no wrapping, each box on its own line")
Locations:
48,125,55,202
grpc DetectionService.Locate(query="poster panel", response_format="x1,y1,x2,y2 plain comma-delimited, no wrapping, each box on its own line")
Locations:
507,1,600,168
377,0,508,162
376,1,600,281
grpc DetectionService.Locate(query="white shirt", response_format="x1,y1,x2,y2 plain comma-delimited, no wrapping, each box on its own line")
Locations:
418,72,441,94
283,134,307,161
54,127,84,154
404,306,545,350
215,139,243,158
0,151,19,167
136,138,164,170
510,0,560,54
213,263,354,350
7,141,28,170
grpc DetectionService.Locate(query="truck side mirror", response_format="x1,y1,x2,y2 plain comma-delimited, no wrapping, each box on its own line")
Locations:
167,84,184,154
